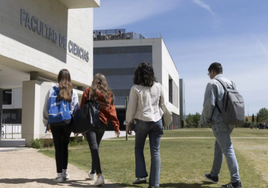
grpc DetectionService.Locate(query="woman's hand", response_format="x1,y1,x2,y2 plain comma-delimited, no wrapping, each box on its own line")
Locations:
126,123,132,135
115,131,120,137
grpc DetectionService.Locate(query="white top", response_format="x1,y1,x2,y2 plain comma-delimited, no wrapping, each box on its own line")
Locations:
126,82,165,123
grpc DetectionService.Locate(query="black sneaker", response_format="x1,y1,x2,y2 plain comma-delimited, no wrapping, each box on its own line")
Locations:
221,181,242,188
133,177,147,184
204,174,218,183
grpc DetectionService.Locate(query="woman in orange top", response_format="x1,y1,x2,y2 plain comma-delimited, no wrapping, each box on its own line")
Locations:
80,73,120,186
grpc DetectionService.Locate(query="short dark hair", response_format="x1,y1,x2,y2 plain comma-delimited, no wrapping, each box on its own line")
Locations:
208,62,223,74
133,62,156,87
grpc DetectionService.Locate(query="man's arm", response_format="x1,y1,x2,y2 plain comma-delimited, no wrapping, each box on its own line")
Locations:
201,82,216,126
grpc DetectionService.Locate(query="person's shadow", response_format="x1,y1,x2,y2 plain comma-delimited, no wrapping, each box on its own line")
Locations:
116,181,215,188
0,178,215,188
0,178,124,187
159,181,215,188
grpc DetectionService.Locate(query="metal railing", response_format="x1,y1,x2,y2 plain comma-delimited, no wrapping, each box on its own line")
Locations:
93,29,162,41
1,124,22,139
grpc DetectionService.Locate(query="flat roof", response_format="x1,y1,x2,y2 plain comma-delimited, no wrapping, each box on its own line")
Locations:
56,0,100,9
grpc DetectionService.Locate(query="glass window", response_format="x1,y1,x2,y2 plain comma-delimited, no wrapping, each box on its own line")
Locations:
94,68,136,76
94,46,152,55
2,109,22,124
169,79,173,103
3,89,12,105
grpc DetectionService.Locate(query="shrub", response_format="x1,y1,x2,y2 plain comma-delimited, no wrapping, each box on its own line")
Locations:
241,121,251,128
31,138,44,149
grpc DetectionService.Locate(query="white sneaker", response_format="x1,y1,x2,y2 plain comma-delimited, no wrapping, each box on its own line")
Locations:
53,173,64,183
88,171,95,180
94,175,104,186
62,172,69,180
133,177,147,184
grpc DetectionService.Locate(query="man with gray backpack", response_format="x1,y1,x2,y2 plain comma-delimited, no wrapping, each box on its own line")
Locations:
201,62,244,188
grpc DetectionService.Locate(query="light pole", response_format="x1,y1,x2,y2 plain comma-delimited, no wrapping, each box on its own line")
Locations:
124,96,128,141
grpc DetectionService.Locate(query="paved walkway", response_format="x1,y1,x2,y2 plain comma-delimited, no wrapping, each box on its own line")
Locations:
0,131,127,188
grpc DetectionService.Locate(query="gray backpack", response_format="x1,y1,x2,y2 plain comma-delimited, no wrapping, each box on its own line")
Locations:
215,78,245,126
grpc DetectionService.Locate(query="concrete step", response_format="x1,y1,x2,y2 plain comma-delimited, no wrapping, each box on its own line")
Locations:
0,139,25,147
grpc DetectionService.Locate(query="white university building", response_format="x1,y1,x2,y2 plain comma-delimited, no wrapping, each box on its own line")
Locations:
0,0,100,146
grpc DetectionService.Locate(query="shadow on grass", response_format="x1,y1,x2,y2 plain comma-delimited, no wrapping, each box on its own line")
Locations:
0,178,123,187
160,181,215,188
116,181,215,188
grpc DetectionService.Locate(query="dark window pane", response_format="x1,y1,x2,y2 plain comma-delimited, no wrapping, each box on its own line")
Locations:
169,79,173,103
3,90,12,105
2,109,22,124
94,46,152,55
94,68,136,76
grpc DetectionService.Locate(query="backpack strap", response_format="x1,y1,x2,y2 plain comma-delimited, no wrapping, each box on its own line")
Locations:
214,78,227,91
216,78,236,90
45,122,49,133
214,78,225,114
214,78,235,113
87,87,91,100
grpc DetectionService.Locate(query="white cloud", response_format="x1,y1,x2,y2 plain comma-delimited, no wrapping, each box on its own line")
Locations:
191,0,215,15
94,0,179,29
249,31,268,60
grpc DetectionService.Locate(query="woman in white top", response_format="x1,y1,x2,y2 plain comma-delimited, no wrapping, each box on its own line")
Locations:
126,62,165,188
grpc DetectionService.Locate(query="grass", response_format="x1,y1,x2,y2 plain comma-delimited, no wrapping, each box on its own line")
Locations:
39,128,268,188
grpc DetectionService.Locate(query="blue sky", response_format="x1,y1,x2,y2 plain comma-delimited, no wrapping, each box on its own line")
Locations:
94,0,268,116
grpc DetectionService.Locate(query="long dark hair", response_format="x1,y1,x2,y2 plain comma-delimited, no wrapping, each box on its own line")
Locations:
57,69,73,102
90,73,114,105
133,62,156,87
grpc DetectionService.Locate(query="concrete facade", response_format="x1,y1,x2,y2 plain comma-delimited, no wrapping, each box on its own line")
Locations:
0,0,100,146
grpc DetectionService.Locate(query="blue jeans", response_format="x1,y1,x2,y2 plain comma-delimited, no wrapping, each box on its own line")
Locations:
135,119,163,187
211,123,240,183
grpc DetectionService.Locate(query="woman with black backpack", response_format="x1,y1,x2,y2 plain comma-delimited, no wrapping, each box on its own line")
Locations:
79,73,120,187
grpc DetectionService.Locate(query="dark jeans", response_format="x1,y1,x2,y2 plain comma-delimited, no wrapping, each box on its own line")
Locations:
85,122,106,174
51,124,72,173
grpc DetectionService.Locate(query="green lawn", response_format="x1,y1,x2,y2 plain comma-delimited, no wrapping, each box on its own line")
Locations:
40,128,268,188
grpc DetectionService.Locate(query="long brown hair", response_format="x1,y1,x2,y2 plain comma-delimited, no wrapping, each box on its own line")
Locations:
89,73,114,105
57,69,73,102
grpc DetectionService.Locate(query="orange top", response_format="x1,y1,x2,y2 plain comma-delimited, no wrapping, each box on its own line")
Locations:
80,87,120,132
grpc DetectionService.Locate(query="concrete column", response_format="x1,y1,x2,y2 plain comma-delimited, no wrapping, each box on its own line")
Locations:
21,81,41,146
0,89,2,142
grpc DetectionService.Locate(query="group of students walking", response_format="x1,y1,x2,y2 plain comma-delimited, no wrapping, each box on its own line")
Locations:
43,62,242,188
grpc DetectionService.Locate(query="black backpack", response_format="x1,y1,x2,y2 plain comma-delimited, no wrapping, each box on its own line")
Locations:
72,99,100,133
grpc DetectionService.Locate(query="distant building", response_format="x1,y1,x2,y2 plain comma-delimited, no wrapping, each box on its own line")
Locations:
180,79,186,128
93,29,182,130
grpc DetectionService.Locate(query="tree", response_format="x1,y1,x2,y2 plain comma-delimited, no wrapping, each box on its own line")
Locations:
252,114,255,122
257,108,268,123
185,114,193,126
192,112,201,128
185,113,201,128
